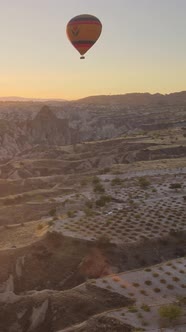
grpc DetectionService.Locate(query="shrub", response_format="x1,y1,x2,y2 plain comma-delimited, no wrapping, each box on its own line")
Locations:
132,282,140,287
111,177,123,186
80,179,88,186
158,304,182,321
92,176,100,185
94,183,105,193
179,270,184,274
96,195,112,207
102,279,108,284
141,304,150,312
154,288,161,293
169,183,182,190
101,167,110,174
138,177,150,189
67,210,75,218
128,306,138,313
48,220,54,227
177,296,186,305
172,277,179,282
85,200,93,209
145,280,152,286
49,208,56,217
160,279,166,284
167,284,174,290
84,207,94,217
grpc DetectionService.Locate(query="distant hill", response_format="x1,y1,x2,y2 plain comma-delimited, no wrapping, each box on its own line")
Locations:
1,92,186,106
0,96,67,102
77,91,186,106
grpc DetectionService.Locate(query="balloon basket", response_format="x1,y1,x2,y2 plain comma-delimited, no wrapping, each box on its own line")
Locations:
80,56,85,59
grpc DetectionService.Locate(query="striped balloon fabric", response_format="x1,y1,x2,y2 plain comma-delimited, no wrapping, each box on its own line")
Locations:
66,14,102,59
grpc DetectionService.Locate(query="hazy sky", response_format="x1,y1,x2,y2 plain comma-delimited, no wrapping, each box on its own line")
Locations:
0,0,185,99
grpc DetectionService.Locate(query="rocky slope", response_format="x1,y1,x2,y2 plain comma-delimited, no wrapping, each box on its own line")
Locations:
0,92,186,162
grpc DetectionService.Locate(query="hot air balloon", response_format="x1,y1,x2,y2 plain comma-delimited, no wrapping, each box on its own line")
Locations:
66,14,102,59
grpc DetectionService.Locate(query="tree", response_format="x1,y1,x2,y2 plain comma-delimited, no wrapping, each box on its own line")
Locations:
158,304,182,322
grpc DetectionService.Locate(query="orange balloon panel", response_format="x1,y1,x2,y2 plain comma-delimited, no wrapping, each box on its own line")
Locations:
66,14,102,57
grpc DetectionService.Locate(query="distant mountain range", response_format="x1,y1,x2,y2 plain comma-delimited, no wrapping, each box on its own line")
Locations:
1,91,186,105
77,91,186,105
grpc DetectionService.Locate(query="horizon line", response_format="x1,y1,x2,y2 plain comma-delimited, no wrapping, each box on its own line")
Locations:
0,90,186,102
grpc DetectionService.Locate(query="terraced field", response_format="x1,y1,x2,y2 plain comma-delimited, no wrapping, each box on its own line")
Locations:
88,257,186,331
54,167,186,244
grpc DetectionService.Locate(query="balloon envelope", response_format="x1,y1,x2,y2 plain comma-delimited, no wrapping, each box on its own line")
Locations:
66,14,102,58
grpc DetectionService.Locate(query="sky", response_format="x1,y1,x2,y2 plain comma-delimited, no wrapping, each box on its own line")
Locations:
0,0,185,100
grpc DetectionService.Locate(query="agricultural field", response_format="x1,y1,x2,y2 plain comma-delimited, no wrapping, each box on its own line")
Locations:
54,166,186,245
87,256,186,331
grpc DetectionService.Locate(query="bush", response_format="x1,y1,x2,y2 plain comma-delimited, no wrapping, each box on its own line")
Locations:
158,304,182,321
85,200,93,209
145,280,152,286
49,208,56,217
154,288,161,293
141,304,150,312
177,296,186,305
99,167,111,175
169,183,182,190
92,176,100,185
84,207,94,217
103,167,110,173
128,306,138,313
167,284,174,290
80,178,88,186
138,177,150,189
67,210,75,218
111,177,123,186
94,183,105,193
48,220,54,227
132,282,140,287
96,195,112,207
